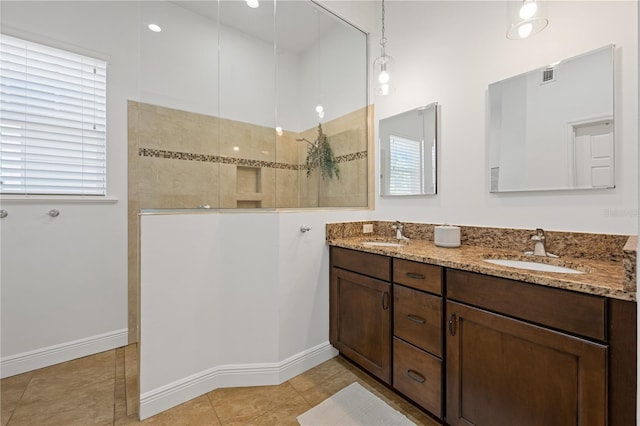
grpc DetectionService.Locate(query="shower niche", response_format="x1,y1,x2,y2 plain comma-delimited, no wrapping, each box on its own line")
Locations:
236,166,263,209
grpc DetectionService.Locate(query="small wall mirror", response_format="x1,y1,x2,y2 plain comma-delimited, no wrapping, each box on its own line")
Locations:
380,102,439,196
488,45,614,192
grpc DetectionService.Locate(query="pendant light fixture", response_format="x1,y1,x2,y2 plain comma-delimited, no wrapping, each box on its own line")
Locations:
373,0,394,96
506,0,548,40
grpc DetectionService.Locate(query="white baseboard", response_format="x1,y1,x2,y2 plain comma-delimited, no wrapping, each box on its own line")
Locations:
140,341,338,420
1,329,128,379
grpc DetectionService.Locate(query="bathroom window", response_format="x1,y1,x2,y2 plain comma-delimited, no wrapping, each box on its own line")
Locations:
0,34,107,196
389,135,424,195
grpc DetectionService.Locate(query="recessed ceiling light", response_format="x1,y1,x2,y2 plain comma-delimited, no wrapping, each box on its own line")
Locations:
148,24,162,33
246,0,259,8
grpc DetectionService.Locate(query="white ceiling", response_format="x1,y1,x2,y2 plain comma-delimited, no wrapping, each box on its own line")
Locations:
171,0,341,54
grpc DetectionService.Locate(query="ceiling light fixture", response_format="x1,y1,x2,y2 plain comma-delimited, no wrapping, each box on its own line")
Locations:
373,0,394,96
246,0,259,9
148,24,162,33
506,0,548,40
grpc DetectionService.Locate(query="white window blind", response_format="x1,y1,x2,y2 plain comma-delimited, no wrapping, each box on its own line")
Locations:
389,135,423,195
0,34,107,196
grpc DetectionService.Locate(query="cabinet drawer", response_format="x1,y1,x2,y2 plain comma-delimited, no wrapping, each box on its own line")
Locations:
393,259,442,295
447,269,606,341
332,247,391,281
393,337,442,418
394,285,442,357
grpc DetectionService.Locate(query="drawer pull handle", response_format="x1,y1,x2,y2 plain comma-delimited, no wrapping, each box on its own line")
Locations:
407,314,426,324
448,313,457,336
382,292,390,310
406,272,425,280
406,369,426,383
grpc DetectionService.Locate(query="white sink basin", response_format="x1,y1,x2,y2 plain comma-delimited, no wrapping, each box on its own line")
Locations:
483,258,585,274
363,241,404,248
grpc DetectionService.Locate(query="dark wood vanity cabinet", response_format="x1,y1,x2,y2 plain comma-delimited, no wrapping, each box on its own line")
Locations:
330,247,392,384
329,247,636,425
445,269,636,426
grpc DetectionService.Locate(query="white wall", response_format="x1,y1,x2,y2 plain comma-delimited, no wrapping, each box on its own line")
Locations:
0,1,137,376
372,1,637,235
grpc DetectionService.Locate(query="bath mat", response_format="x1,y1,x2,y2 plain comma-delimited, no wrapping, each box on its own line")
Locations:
297,382,416,426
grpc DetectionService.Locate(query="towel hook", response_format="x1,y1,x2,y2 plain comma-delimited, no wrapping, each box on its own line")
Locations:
0,209,7,218
300,225,312,233
48,209,60,217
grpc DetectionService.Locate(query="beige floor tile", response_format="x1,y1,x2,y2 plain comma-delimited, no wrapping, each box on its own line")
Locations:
1,409,13,426
114,414,141,425
1,371,33,426
207,382,301,425
140,395,220,425
287,357,346,393
249,398,312,426
8,351,115,426
8,379,115,426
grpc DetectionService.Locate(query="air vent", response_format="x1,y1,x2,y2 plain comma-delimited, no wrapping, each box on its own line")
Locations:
542,67,555,83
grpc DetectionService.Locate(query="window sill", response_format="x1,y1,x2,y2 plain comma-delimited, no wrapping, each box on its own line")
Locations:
0,195,119,204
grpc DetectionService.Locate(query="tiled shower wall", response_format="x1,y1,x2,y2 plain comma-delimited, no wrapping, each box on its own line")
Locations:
128,101,368,210
127,100,370,341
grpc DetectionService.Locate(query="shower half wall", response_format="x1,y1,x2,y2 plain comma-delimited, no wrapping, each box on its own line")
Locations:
127,101,371,341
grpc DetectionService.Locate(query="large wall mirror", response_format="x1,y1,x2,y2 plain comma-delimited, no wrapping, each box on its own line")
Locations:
488,45,614,192
380,103,439,196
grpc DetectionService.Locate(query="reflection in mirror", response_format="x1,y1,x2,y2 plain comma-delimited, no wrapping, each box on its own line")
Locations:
488,45,614,192
380,103,438,196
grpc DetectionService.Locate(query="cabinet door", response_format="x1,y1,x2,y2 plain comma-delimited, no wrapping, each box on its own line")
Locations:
330,267,391,384
446,301,606,426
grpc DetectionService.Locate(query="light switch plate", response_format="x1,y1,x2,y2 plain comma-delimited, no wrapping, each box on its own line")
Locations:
363,224,373,233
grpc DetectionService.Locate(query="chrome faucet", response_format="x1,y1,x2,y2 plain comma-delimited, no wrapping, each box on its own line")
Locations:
525,228,558,258
392,221,409,241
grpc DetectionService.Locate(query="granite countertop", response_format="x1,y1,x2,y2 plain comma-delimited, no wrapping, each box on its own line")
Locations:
328,235,636,302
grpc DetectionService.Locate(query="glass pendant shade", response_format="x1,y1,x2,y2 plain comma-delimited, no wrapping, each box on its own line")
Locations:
373,53,394,96
506,0,548,40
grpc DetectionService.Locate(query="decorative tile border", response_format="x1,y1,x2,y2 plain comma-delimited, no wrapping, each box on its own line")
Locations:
139,148,367,170
336,151,367,163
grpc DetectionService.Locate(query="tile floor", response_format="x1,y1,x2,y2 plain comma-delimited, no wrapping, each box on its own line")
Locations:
1,345,440,425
